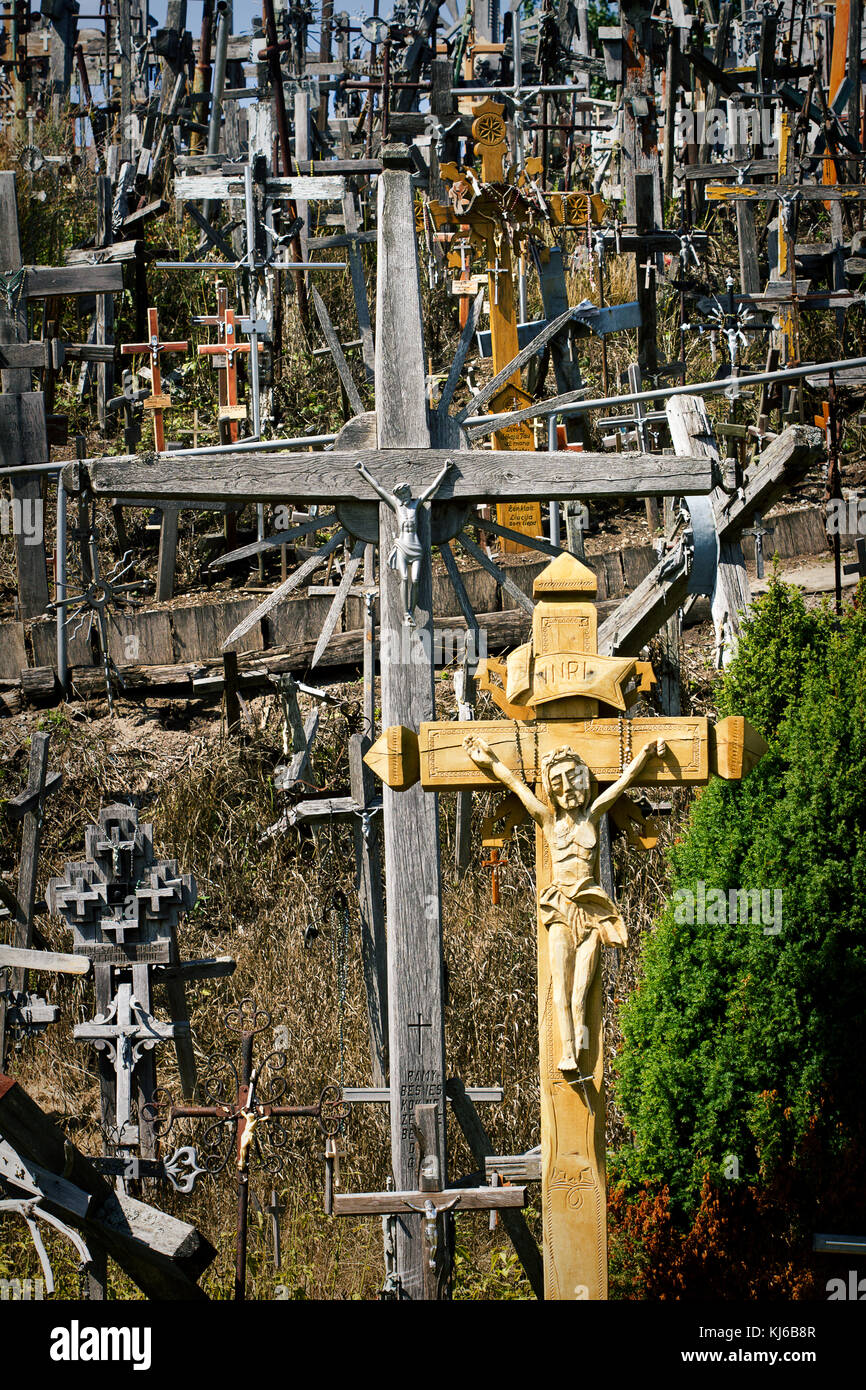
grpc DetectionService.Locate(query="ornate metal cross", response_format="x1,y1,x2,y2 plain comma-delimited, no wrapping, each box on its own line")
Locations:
147,998,349,1299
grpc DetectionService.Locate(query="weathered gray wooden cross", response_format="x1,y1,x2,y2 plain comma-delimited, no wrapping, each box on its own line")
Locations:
69,144,715,1300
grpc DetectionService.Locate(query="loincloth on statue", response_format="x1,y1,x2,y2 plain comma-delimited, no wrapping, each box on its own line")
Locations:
538,880,627,948
388,533,423,569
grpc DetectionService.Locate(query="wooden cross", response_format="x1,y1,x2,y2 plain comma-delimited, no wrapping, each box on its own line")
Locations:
434,99,604,550
0,732,63,1067
364,552,767,1300
120,307,188,452
333,1100,526,1298
197,304,259,444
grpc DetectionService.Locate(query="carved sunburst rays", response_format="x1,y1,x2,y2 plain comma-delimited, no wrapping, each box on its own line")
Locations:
50,500,147,712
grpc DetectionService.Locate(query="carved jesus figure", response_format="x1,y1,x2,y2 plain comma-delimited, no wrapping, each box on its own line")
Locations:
463,734,666,1073
355,457,454,626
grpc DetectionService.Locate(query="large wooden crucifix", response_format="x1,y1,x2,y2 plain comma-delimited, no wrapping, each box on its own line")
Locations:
68,145,716,1300
365,552,767,1299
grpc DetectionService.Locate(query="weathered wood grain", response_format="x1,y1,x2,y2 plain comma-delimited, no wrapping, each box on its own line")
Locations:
597,423,824,656
311,539,365,667
0,946,89,976
23,264,124,298
0,1073,214,1298
72,449,714,504
446,1078,543,1298
311,287,364,417
435,288,485,420
455,303,584,424
0,395,51,621
333,1186,526,1214
376,162,447,1300
341,186,375,380
220,529,348,648
350,735,388,1088
457,531,536,615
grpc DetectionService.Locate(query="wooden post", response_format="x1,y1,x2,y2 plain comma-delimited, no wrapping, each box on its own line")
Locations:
634,173,659,378
658,499,681,715
294,88,311,259
0,734,52,1069
342,184,375,382
621,1,661,226
667,396,750,667
375,150,448,1299
0,174,50,620
349,735,388,1088
96,176,115,431
662,26,679,205
118,0,133,165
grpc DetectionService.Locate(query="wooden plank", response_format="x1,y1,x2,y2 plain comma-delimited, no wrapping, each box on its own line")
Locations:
446,1078,543,1298
333,1186,526,1214
174,174,346,201
439,542,482,639
0,342,51,369
311,538,365,668
349,735,388,1088
597,423,824,656
0,946,89,976
208,512,338,569
0,179,51,622
457,531,535,615
61,608,541,697
75,450,714,504
376,160,447,1301
341,186,375,381
0,1074,214,1299
23,265,124,298
221,530,349,649
311,287,365,417
0,623,27,680
667,395,749,667
436,288,485,420
171,599,265,661
455,303,584,425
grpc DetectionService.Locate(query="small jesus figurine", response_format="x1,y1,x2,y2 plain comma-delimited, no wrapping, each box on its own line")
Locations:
464,734,666,1073
355,457,454,626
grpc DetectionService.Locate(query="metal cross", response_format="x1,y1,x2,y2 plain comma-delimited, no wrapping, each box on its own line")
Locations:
743,513,774,580
146,998,348,1299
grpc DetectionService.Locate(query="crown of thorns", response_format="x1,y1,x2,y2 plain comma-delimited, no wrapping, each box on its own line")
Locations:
540,748,595,801
540,746,589,775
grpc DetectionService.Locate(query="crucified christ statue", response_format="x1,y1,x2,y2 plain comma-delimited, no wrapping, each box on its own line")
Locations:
355,457,455,626
463,734,666,1073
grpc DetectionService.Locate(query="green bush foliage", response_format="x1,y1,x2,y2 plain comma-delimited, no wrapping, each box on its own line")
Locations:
612,579,866,1220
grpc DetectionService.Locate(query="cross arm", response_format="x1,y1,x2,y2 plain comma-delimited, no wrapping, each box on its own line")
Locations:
333,1185,526,1215
66,448,714,506
366,715,767,790
706,184,866,203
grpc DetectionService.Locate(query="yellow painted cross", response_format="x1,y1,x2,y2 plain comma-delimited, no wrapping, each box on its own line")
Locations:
365,552,766,1299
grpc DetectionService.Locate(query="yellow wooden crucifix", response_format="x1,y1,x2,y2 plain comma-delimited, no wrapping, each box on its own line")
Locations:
365,552,766,1299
